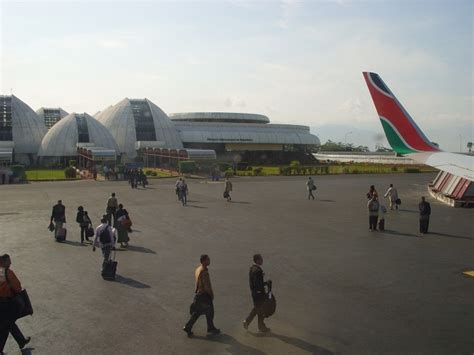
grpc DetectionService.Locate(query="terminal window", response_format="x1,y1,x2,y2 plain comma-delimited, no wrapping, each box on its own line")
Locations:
44,109,62,129
76,114,90,143
130,100,157,141
0,96,13,141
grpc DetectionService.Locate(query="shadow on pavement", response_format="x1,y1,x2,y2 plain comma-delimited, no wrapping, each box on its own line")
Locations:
317,199,335,203
229,201,251,204
21,347,35,354
123,245,157,254
62,240,88,247
382,230,419,238
249,331,334,355
397,209,418,213
114,274,151,289
186,205,208,209
193,333,265,355
428,232,474,241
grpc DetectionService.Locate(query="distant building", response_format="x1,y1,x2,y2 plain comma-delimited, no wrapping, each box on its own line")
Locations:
36,107,69,129
95,98,184,161
38,113,119,166
170,112,319,153
0,95,47,165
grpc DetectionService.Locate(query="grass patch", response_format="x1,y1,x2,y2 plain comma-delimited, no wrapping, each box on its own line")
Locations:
144,168,176,178
26,169,71,180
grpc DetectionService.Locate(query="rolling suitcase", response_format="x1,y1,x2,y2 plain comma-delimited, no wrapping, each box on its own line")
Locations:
378,218,385,231
55,226,67,242
102,250,117,281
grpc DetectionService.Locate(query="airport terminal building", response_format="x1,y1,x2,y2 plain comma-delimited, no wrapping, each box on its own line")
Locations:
0,95,320,166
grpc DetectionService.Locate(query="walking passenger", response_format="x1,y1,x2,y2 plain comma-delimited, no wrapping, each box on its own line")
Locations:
115,204,130,248
178,179,188,206
176,178,183,200
306,177,316,200
92,216,116,270
418,197,431,235
50,200,66,236
243,254,271,332
0,254,31,353
106,193,118,226
183,255,220,337
384,184,399,210
76,206,90,244
224,178,233,201
367,196,380,231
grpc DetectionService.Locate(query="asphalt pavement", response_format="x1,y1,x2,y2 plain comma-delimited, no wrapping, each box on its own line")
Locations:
1,173,473,355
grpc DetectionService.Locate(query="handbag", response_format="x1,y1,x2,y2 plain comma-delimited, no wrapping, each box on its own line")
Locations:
5,269,33,319
48,221,55,232
86,226,95,237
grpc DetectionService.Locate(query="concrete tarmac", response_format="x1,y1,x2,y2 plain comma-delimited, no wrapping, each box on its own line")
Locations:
1,173,473,355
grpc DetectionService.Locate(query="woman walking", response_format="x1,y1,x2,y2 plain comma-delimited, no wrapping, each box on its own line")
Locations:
0,254,31,354
115,204,130,248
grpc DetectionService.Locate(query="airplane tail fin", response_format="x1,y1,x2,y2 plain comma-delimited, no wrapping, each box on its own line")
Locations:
363,72,440,154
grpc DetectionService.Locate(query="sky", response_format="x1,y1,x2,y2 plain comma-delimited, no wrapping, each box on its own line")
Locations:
1,0,472,151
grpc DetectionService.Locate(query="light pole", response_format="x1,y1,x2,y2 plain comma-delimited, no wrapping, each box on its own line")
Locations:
344,131,353,145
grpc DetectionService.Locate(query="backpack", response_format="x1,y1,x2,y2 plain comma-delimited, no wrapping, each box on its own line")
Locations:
99,226,112,244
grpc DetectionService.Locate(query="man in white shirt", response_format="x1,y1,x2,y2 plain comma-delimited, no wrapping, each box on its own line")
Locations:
384,184,399,210
92,216,116,270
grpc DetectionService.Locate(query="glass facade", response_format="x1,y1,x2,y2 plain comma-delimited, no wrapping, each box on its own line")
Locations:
130,100,157,141
0,96,13,141
43,109,63,129
76,114,90,143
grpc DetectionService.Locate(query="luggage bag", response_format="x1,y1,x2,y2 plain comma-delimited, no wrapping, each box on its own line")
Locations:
55,226,67,242
102,251,117,281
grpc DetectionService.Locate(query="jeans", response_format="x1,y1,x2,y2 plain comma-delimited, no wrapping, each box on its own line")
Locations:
185,294,215,331
101,246,112,269
180,192,187,205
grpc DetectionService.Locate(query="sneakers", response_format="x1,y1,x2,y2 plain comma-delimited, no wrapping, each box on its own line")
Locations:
207,328,221,335
182,327,193,338
258,327,271,333
242,320,249,330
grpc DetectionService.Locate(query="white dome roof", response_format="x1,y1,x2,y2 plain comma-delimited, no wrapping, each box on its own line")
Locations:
38,113,119,156
95,98,183,159
0,95,47,154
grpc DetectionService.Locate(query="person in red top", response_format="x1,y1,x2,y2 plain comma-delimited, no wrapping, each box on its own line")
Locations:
0,254,31,354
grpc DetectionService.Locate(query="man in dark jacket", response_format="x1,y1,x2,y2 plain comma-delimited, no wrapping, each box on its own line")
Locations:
243,254,271,332
418,196,431,235
50,200,66,235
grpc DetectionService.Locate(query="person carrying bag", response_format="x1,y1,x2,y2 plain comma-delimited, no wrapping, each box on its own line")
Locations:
0,254,32,353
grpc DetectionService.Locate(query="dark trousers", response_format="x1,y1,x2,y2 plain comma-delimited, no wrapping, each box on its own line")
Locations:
181,192,187,205
308,190,315,200
0,307,27,352
419,217,430,234
106,208,116,227
185,295,215,331
101,246,112,269
369,216,378,230
80,225,87,243
246,295,266,329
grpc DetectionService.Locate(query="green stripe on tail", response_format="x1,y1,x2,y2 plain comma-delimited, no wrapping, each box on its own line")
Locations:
380,119,416,154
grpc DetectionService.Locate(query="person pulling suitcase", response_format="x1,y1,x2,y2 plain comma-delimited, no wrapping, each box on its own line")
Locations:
92,216,116,277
